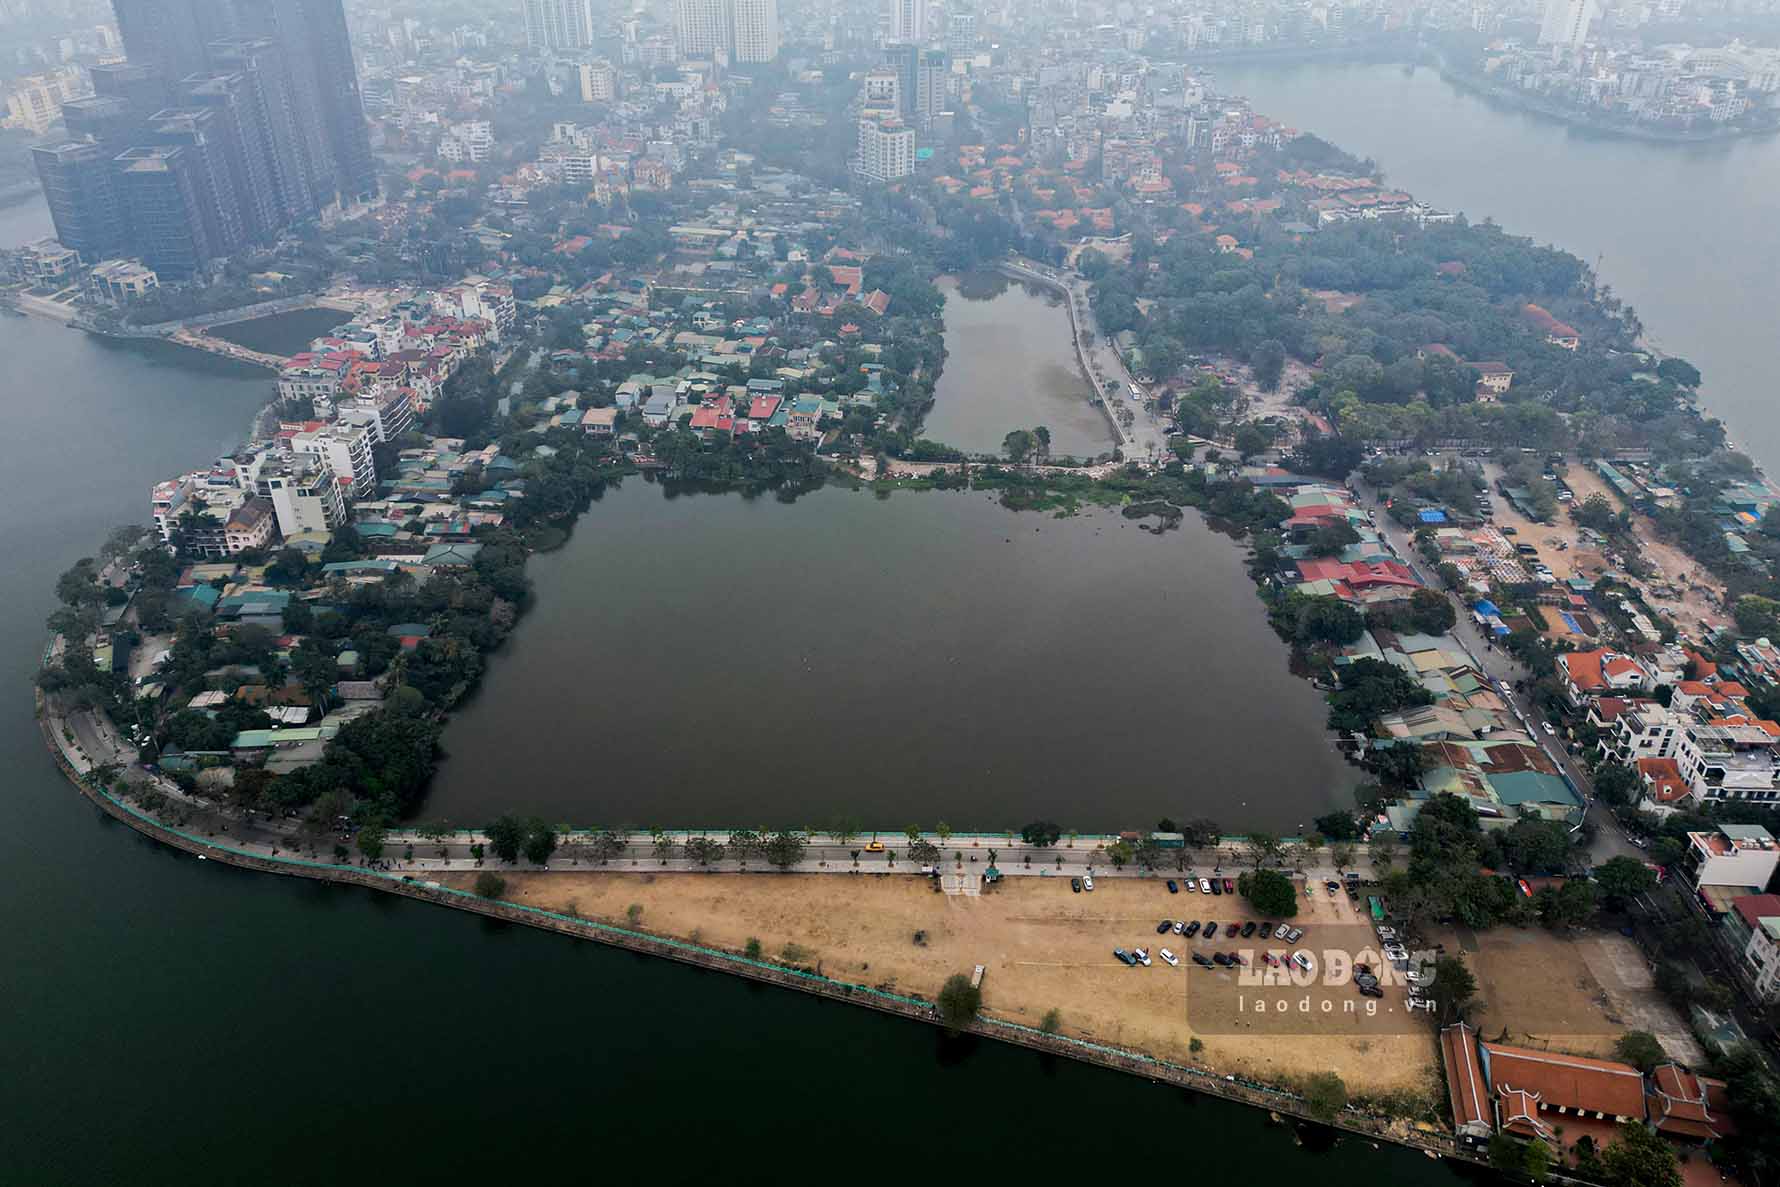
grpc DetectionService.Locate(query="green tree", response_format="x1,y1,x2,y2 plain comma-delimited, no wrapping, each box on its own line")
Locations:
474,871,506,898
589,828,627,864
764,829,808,870
522,818,557,865
1599,1121,1681,1187
487,814,525,863
1002,429,1037,464
1595,856,1658,906
936,973,982,1034
356,823,386,860
1020,820,1063,847
1302,1071,1347,1120
1432,954,1477,1023
1613,1030,1666,1073
1247,831,1286,867
1252,339,1287,391
1524,1139,1552,1182
1039,1008,1061,1034
1238,868,1299,917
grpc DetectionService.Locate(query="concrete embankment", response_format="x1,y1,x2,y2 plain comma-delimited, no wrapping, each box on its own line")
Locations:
38,696,1458,1161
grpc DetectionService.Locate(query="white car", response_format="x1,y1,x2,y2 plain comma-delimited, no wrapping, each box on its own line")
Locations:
1133,947,1153,967
1542,721,1556,736
1186,878,1198,892
1407,969,1432,987
1274,923,1291,940
1083,875,1094,892
1199,878,1212,893
1376,926,1397,941
1172,921,1185,935
1159,948,1179,967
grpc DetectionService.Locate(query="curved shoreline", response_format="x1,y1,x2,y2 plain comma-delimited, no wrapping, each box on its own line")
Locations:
1437,64,1779,143
37,687,1462,1161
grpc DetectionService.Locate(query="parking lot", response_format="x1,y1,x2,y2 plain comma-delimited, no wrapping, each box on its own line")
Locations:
457,867,1440,1103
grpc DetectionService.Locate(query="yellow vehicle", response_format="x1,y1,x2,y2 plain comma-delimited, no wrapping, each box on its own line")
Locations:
863,841,885,852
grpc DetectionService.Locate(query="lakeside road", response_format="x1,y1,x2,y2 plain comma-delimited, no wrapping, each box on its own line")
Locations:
41,687,1469,1158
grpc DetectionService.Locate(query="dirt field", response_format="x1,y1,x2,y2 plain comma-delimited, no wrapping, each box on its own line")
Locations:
444,869,1439,1102
1483,461,1728,640
1438,926,1701,1064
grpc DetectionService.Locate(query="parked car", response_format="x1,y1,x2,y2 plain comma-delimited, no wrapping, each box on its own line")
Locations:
1209,879,1222,896
1198,878,1212,894
1157,921,1174,934
1355,972,1379,990
1263,952,1281,967
863,842,884,852
1240,922,1256,938
1159,948,1179,967
1222,878,1234,894
1291,951,1314,972
1203,922,1218,938
1133,948,1152,967
1166,880,1179,894
1286,927,1304,943
1113,948,1136,966
1359,983,1384,998
1324,880,1341,892
1083,875,1094,892
1258,922,1272,936
1192,953,1214,968
1173,921,1185,935
1213,952,1233,967
1070,877,1081,893
1407,969,1431,987
1274,923,1291,940
1183,920,1201,937
1186,878,1198,892
1354,962,1372,976
1374,927,1396,943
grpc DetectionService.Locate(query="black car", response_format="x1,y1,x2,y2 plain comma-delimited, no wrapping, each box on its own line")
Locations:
1156,920,1173,934
1192,953,1214,968
1166,879,1179,893
1241,921,1257,938
1183,920,1201,937
1258,922,1271,936
1203,921,1218,938
1355,973,1379,989
1209,879,1222,896
1213,952,1233,967
1070,877,1081,893
1358,983,1384,998
1354,962,1372,976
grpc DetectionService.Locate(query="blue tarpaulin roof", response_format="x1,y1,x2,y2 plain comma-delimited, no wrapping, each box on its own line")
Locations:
1418,508,1448,524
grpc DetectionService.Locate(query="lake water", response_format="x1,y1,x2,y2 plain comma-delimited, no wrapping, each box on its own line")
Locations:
1215,60,1780,472
921,273,1116,460
426,480,1354,830
0,197,1453,1184
207,305,353,355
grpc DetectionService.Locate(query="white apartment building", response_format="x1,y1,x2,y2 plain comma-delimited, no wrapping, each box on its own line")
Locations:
1676,720,1780,804
278,365,343,410
1682,824,1780,890
861,66,901,114
1539,0,1599,49
674,0,730,57
256,457,347,539
580,60,617,101
1604,701,1686,765
1728,894,1780,1002
522,0,593,50
439,120,493,163
731,0,779,62
857,113,914,182
291,422,377,499
223,497,278,554
888,0,926,44
338,387,415,444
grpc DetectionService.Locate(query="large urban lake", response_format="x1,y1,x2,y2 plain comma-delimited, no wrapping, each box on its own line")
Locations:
427,480,1355,830
920,272,1116,460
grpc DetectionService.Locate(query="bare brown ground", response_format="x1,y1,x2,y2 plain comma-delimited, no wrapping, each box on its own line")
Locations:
441,868,1439,1102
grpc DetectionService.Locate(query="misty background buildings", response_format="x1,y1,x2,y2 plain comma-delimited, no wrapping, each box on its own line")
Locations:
31,0,375,280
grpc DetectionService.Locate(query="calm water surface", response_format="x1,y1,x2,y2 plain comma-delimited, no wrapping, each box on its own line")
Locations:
208,305,354,355
922,273,1115,459
428,480,1354,830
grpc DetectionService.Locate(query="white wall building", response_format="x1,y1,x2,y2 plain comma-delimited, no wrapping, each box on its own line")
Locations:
1682,824,1780,890
674,0,730,58
522,0,594,50
579,60,617,101
1539,0,1599,49
888,0,927,44
857,113,914,182
731,0,779,62
291,422,377,499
